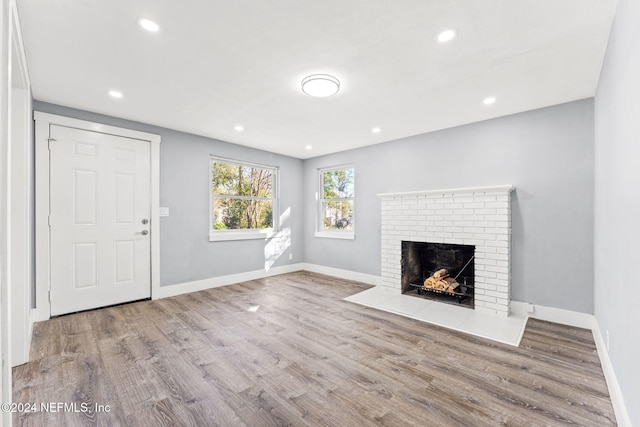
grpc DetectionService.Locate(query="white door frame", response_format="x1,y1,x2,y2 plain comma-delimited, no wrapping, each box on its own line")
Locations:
2,0,32,423
33,112,161,322
0,2,10,424
8,0,31,367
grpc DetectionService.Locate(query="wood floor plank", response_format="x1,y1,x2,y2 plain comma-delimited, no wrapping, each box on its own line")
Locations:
14,271,617,426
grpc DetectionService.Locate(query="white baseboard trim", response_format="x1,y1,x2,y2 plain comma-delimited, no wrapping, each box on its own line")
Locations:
156,263,304,299
298,263,383,286
510,301,594,329
591,319,632,427
157,263,381,300
510,301,630,426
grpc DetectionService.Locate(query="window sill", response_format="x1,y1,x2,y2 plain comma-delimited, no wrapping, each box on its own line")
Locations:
314,231,355,240
209,229,275,242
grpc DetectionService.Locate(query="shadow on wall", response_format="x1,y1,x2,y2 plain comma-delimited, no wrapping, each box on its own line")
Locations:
264,207,292,270
510,189,524,302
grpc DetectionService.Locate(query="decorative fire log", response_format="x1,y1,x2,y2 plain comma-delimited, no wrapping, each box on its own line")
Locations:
432,269,448,280
424,269,460,293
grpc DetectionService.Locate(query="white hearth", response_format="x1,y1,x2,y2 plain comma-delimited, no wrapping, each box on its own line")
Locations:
379,185,514,316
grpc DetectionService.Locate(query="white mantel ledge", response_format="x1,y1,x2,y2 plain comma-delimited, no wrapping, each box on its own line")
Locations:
378,184,514,198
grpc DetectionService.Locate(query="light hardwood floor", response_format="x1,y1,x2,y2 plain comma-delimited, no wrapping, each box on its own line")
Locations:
14,271,616,426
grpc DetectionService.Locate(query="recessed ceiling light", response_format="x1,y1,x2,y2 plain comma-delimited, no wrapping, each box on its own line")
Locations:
371,127,381,134
138,18,160,32
301,74,340,97
108,90,123,98
234,125,244,132
305,145,313,150
437,29,457,43
483,96,497,105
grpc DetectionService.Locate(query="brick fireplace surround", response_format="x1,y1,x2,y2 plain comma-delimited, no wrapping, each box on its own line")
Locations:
379,185,514,316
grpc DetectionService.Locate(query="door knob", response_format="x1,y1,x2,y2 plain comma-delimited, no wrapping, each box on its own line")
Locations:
136,230,149,235
141,219,149,224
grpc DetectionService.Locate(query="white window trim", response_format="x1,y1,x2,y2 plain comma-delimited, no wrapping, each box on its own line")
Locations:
209,156,278,242
315,165,355,240
315,230,355,240
209,229,276,242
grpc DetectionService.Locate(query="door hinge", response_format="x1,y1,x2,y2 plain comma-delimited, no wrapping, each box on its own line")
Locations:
47,138,57,150
48,215,52,227
48,290,52,302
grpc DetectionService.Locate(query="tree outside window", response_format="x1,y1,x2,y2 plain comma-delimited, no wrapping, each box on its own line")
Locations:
319,166,354,233
210,158,276,234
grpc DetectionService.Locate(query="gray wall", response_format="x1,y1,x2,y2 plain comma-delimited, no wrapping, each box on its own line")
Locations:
304,100,595,313
594,0,640,423
34,101,304,287
34,100,597,312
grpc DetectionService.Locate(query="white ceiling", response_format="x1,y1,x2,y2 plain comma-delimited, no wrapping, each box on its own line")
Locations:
17,0,617,159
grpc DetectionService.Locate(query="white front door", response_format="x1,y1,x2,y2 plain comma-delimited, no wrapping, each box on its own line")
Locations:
49,125,151,316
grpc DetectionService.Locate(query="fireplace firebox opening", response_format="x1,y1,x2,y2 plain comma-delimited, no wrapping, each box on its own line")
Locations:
401,241,475,309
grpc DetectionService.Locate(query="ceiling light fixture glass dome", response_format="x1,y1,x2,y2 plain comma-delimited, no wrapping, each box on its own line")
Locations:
437,29,457,43
483,96,497,105
138,18,160,32
301,74,340,97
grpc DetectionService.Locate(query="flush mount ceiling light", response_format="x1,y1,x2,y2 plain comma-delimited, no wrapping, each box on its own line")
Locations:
108,90,123,98
371,127,381,134
234,125,244,132
301,74,340,97
483,96,497,105
138,18,160,32
437,29,457,43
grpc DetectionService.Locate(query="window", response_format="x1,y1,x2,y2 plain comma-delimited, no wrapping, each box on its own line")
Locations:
210,157,277,241
317,166,355,239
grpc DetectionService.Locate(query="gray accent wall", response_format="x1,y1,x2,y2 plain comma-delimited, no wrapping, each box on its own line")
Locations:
34,101,304,287
303,100,595,313
594,0,639,423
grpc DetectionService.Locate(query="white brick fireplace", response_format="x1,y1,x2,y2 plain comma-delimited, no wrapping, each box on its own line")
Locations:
379,185,514,316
